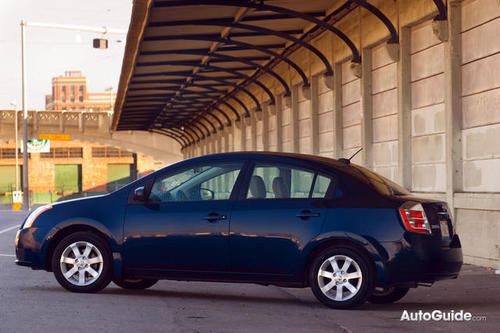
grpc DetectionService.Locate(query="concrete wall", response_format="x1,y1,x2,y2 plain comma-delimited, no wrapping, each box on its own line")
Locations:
184,0,500,269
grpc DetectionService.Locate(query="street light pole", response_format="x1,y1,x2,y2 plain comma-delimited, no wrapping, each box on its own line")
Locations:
20,20,29,210
18,20,126,210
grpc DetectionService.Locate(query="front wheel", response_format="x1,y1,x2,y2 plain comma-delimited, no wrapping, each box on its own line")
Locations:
52,232,112,293
309,246,374,309
113,278,158,290
368,287,410,304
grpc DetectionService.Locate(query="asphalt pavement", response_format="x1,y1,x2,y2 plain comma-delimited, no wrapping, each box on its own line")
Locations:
0,209,498,333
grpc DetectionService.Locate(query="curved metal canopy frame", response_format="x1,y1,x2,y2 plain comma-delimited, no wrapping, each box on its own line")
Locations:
151,128,188,147
137,52,291,97
153,0,361,64
134,65,277,102
148,19,333,76
433,0,447,20
352,0,398,43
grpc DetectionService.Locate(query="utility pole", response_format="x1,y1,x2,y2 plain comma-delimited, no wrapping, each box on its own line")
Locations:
20,20,29,210
19,20,126,210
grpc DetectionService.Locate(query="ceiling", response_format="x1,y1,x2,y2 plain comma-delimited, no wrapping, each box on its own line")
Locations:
113,0,446,148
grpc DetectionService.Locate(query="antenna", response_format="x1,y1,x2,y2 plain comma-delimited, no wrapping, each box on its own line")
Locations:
338,147,363,165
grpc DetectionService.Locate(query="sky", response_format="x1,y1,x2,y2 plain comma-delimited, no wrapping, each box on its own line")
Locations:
0,0,133,109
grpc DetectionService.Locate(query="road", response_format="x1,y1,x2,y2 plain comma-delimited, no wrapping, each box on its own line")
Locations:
0,209,498,333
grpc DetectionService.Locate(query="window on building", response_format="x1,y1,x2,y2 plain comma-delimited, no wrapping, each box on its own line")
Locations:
0,148,18,159
41,148,83,159
91,147,133,158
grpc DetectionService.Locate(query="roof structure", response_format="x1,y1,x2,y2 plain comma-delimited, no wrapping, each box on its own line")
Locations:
113,0,447,148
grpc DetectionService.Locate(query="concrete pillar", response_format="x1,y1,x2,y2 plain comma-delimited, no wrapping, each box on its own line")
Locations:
445,0,463,216
291,85,299,153
310,76,320,155
276,95,284,152
334,62,344,158
223,129,230,152
361,48,373,168
250,114,257,151
262,103,270,151
397,27,412,189
240,120,246,151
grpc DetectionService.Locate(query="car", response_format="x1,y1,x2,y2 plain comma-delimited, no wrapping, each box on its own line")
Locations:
15,152,463,309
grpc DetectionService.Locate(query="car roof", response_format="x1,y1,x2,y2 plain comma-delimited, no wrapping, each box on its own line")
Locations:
187,151,348,168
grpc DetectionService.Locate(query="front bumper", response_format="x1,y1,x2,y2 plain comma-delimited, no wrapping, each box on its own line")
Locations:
15,227,48,270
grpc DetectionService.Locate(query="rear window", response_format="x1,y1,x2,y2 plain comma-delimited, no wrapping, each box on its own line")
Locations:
351,165,409,196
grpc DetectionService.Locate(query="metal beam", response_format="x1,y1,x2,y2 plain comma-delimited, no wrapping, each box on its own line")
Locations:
148,20,333,75
153,0,360,63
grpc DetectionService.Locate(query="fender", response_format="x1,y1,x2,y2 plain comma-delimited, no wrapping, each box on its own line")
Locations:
301,231,388,285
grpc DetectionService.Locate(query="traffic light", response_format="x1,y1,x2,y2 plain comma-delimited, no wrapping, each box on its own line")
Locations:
93,38,108,49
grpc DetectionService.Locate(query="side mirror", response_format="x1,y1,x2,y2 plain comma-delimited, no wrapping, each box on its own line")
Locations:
133,186,146,201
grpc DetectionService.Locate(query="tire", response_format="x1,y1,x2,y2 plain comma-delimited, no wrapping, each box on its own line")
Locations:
52,231,112,293
309,246,374,309
368,287,410,304
113,278,158,290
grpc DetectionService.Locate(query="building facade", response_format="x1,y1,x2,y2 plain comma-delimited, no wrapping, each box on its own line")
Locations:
0,71,163,205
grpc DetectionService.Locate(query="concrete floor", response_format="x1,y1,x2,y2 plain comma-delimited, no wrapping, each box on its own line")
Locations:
0,209,499,333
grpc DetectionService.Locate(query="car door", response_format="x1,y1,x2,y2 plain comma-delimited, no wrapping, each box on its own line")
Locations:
123,160,245,273
229,160,335,279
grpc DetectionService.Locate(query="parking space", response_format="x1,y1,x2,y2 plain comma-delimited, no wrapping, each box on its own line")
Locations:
0,210,498,332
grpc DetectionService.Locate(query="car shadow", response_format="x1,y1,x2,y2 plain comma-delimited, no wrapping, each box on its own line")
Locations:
22,285,322,308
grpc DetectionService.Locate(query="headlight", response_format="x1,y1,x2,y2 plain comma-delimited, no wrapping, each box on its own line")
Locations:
22,205,53,229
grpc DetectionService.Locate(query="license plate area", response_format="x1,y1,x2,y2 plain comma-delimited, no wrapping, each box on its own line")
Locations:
440,220,450,238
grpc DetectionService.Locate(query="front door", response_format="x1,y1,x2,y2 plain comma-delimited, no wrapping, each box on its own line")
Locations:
123,161,244,273
229,162,334,279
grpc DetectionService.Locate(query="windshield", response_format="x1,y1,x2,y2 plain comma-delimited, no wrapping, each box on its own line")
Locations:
351,165,410,196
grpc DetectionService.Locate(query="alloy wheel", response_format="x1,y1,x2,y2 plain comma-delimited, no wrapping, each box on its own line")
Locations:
317,254,363,302
59,241,104,286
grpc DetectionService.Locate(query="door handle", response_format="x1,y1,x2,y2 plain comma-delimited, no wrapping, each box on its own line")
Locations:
203,212,227,223
296,210,320,219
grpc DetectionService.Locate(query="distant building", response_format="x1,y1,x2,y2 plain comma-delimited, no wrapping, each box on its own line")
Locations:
0,71,161,205
45,71,116,112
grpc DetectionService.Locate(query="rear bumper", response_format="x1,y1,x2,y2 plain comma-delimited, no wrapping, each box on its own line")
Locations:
379,234,463,287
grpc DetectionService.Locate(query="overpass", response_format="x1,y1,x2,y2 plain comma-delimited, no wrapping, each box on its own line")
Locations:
0,110,183,163
108,0,500,269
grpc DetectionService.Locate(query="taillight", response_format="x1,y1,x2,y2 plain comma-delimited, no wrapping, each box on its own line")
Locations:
399,202,431,234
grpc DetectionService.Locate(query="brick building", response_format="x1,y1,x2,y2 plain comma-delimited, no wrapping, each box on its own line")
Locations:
0,71,163,205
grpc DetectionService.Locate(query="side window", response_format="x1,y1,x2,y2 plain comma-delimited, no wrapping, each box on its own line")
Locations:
246,163,333,199
312,174,332,198
150,162,242,202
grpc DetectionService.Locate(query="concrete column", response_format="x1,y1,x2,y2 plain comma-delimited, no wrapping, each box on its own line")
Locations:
445,0,463,216
334,62,344,158
223,129,230,152
262,103,270,151
240,120,246,151
233,121,242,151
397,27,412,189
361,48,373,168
310,76,320,155
250,114,257,151
291,85,299,153
276,95,284,152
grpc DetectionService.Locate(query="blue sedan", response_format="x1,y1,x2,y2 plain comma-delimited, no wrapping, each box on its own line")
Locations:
15,152,462,309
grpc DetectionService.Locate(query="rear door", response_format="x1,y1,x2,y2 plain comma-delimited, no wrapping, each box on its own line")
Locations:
229,160,336,279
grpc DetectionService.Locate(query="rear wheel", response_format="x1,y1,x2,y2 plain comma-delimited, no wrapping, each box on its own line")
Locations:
368,287,410,304
309,246,374,309
52,232,112,293
113,278,158,290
